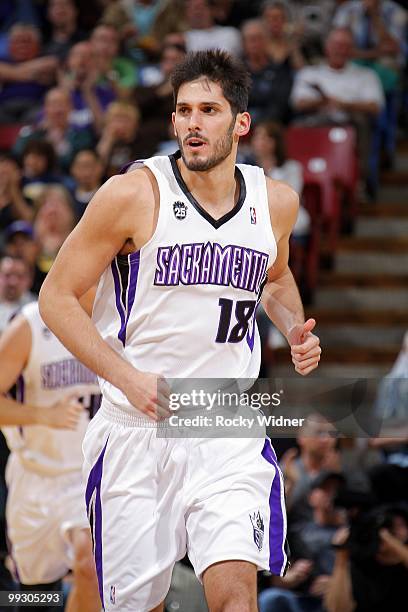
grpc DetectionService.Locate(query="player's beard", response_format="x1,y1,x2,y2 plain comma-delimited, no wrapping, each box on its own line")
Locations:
178,116,236,171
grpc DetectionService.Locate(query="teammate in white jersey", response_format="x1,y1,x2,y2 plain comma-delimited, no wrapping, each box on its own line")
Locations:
40,50,321,611
0,299,101,612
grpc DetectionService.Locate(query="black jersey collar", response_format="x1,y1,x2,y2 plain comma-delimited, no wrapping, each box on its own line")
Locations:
169,150,246,230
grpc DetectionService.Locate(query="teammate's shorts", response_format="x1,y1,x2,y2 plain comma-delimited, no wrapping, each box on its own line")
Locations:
5,453,89,585
83,399,289,611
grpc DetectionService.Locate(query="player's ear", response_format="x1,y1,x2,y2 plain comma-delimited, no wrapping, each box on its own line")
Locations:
235,111,251,138
171,111,177,137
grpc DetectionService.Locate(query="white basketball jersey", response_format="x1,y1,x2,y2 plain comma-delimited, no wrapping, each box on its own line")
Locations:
93,152,277,408
2,302,100,476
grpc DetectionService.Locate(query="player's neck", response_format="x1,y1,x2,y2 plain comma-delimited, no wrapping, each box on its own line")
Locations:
177,155,238,213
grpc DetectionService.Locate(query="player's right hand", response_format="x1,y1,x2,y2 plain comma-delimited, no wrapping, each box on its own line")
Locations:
123,371,171,421
38,397,84,430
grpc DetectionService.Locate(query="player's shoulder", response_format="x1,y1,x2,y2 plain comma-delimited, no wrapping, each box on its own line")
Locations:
265,176,299,212
98,166,155,202
265,176,299,238
84,165,157,228
0,304,32,354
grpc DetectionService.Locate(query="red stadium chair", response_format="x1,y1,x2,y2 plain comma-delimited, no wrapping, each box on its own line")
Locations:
286,125,359,252
0,124,23,152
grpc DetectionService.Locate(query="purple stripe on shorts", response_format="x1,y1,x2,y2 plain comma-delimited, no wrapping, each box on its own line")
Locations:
85,438,109,608
118,252,140,346
261,439,287,575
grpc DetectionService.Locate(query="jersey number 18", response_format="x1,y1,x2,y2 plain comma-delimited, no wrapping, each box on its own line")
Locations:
216,298,256,343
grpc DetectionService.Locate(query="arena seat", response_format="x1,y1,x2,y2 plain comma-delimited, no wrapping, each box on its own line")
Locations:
0,124,23,152
286,125,359,252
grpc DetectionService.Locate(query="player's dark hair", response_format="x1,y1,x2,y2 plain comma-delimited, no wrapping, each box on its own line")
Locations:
171,49,251,115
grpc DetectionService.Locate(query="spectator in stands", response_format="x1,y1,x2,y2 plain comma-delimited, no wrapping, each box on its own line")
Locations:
211,0,261,28
0,255,35,334
333,0,407,69
285,0,338,60
325,505,408,612
0,24,58,123
20,140,61,202
247,122,310,287
43,0,86,61
90,23,137,97
248,122,309,234
99,0,174,61
96,101,142,177
59,41,116,133
70,149,104,218
290,26,384,198
249,122,303,195
259,471,347,612
0,2,42,58
31,185,77,294
13,87,95,173
301,471,346,561
261,1,305,70
281,415,341,531
2,221,37,270
333,0,407,168
0,155,33,231
136,43,186,155
369,331,408,471
242,19,294,124
183,0,242,56
139,39,186,86
291,27,384,124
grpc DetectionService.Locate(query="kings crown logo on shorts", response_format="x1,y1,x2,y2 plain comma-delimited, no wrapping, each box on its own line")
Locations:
110,585,116,605
173,200,187,220
250,510,264,551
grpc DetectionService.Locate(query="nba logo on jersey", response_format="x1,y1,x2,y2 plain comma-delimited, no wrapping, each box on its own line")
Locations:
173,201,187,220
250,510,264,551
42,326,52,339
250,207,257,224
110,586,116,604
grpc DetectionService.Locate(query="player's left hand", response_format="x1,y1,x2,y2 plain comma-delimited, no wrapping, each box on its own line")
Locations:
288,318,321,376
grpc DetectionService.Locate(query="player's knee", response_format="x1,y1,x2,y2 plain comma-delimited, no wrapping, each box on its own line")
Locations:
212,593,255,612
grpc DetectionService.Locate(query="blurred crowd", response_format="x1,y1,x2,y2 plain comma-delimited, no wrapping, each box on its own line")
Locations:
0,0,407,314
0,1,407,611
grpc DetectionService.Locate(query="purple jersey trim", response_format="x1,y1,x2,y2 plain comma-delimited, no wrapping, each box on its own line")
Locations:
261,438,288,575
16,375,25,437
111,252,140,347
16,375,25,403
246,302,260,352
111,259,126,343
85,437,109,609
119,159,146,174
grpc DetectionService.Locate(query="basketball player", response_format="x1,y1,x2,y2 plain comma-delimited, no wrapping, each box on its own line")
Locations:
39,50,321,611
0,298,101,612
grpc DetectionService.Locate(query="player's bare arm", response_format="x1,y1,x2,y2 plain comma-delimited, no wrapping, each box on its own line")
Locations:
262,178,321,375
39,168,170,420
0,314,82,428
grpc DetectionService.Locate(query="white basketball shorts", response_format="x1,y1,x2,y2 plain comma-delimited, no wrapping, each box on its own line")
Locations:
5,453,89,585
83,399,289,611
